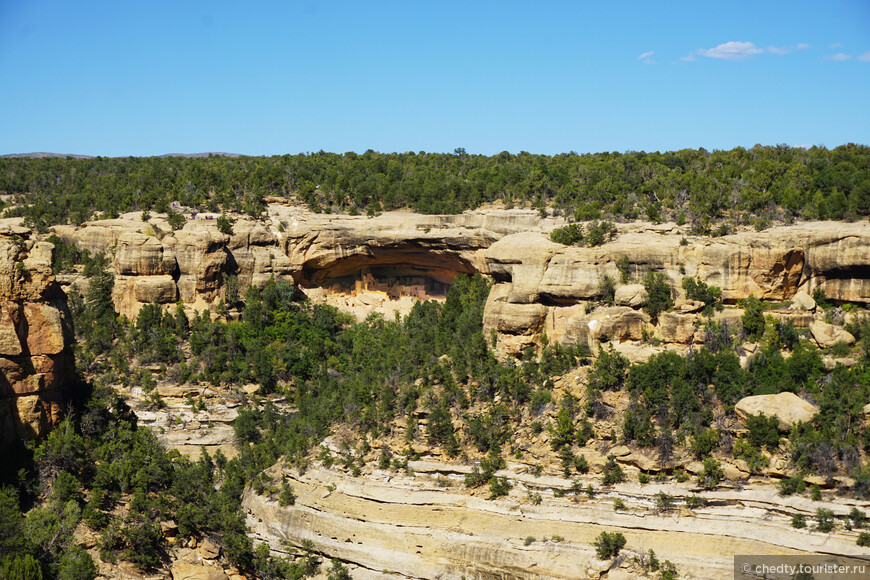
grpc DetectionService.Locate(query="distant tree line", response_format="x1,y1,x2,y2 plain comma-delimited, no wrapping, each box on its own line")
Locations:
1,144,869,230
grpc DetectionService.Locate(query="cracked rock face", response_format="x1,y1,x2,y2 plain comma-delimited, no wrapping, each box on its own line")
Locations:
53,212,870,358
244,462,870,580
0,225,77,441
483,221,870,357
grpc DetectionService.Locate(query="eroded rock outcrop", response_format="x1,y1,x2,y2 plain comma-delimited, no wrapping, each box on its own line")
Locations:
54,208,559,319
484,221,870,356
245,462,870,580
0,224,76,440
735,392,819,431
53,211,870,342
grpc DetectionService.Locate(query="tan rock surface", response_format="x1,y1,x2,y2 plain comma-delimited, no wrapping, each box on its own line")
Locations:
613,283,646,307
51,211,870,341
115,232,177,276
791,290,816,311
656,312,698,344
244,464,870,580
735,392,818,431
0,230,76,441
171,563,228,580
483,220,870,358
809,320,855,348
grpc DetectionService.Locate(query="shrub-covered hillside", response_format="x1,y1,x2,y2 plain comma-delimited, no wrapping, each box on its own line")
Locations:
1,144,869,229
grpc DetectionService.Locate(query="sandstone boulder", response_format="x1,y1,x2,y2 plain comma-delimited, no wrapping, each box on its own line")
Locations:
809,320,855,349
23,301,72,356
791,290,816,311
171,563,228,580
484,233,562,304
0,305,22,356
735,392,818,431
614,284,646,307
656,312,698,344
198,537,221,559
676,299,705,313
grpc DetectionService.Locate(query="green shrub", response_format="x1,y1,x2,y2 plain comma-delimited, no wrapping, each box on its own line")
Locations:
791,514,806,528
812,288,829,309
745,413,781,452
488,476,512,500
216,214,234,235
616,254,631,282
598,274,616,305
593,531,626,560
850,508,867,528
685,494,706,509
682,277,722,313
655,491,675,513
167,209,185,230
586,221,616,246
691,429,719,459
602,455,626,485
550,224,584,246
642,271,673,323
658,560,679,580
697,457,723,489
778,475,806,496
857,531,870,547
57,546,97,580
0,554,43,580
278,482,296,506
741,296,766,340
815,508,836,533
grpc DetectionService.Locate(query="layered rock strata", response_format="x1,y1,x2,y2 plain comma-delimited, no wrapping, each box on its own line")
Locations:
244,461,870,580
53,211,870,355
0,224,76,440
484,221,870,356
53,209,559,319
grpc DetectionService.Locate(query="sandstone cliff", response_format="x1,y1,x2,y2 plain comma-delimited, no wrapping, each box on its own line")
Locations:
244,461,870,580
52,208,559,319
483,221,870,356
0,223,76,440
52,210,870,357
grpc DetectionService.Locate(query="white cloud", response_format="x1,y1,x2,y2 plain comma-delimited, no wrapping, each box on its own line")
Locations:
637,51,654,60
697,41,763,61
828,42,843,49
827,53,851,61
680,55,697,62
767,46,790,55
795,43,810,50
858,51,870,62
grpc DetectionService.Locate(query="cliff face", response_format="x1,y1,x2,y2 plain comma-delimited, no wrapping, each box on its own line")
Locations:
53,209,558,319
244,461,870,580
482,221,870,356
0,223,76,440
52,210,870,357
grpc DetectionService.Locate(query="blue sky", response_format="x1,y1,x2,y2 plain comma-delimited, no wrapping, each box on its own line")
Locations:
1,0,868,156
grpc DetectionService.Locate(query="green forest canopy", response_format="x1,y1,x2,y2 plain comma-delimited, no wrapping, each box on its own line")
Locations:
1,144,869,230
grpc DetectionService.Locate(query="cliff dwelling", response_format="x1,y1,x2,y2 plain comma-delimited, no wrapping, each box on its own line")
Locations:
300,264,467,320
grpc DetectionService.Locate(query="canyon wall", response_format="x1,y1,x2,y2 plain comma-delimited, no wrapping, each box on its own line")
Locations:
52,210,870,358
0,223,76,440
483,221,870,356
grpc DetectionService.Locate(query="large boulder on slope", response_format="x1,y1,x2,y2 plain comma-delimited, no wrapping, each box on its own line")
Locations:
735,392,818,431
